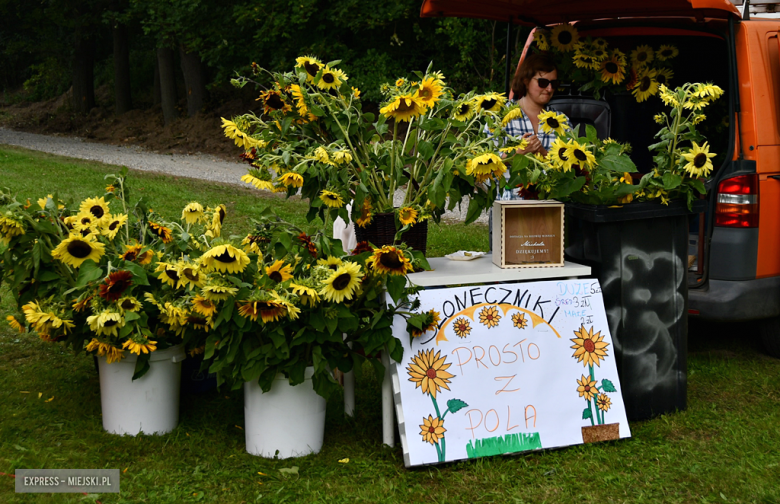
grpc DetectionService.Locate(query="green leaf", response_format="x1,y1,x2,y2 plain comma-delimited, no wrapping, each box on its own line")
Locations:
417,140,435,161
662,172,683,190
599,154,638,173
123,261,149,286
601,379,617,392
124,311,141,323
132,354,151,381
582,408,593,420
74,261,104,288
386,274,407,304
447,398,468,413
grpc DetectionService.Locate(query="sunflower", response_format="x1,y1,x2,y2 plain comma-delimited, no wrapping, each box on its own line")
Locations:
317,256,343,270
201,244,251,274
87,310,125,337
320,261,362,303
316,66,347,91
406,348,454,399
241,234,268,254
368,245,414,275
380,94,426,122
414,77,444,109
656,44,679,61
79,196,110,223
592,37,608,49
654,68,674,87
466,153,505,180
398,207,418,226
181,202,205,225
148,221,173,243
101,214,127,240
410,310,441,337
98,270,133,301
659,84,680,107
290,282,321,307
0,215,25,244
258,89,291,115
597,394,612,412
156,261,182,288
475,93,506,114
290,84,316,121
6,315,24,333
550,23,580,52
351,241,373,255
533,30,549,50
453,317,471,338
319,190,345,208
355,198,373,228
591,47,609,62
352,87,361,98
453,100,476,122
630,45,654,67
52,234,105,268
548,138,573,171
279,172,304,188
265,259,294,283
123,337,158,355
479,305,501,328
576,375,599,401
419,415,446,445
538,110,569,136
121,243,152,264
681,141,717,178
332,150,353,165
571,324,609,367
209,204,227,235
295,55,323,81
238,297,290,323
632,68,659,103
86,339,125,363
566,141,597,171
599,55,626,85
192,295,218,317
511,312,528,329
117,296,142,313
73,212,98,232
241,172,275,192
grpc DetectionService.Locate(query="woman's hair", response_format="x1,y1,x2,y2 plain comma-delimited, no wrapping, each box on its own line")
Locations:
511,52,558,98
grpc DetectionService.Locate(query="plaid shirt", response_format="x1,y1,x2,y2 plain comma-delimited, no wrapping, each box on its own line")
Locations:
497,101,569,200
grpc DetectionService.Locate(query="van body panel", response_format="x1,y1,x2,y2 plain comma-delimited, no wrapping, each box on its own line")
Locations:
757,169,780,277
419,0,740,25
688,276,780,321
708,227,758,280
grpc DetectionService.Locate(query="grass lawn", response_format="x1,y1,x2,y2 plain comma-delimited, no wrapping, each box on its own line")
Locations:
1,145,780,503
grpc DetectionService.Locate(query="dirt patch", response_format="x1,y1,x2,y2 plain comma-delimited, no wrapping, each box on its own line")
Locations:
0,86,258,162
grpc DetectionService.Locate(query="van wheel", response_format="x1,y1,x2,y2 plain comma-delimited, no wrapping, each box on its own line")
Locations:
759,317,780,358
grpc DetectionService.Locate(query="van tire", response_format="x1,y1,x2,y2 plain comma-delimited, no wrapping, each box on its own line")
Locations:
758,317,780,358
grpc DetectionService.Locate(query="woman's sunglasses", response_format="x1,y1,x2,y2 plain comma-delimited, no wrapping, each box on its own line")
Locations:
534,77,560,89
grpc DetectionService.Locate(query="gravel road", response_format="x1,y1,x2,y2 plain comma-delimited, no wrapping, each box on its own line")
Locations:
0,127,486,223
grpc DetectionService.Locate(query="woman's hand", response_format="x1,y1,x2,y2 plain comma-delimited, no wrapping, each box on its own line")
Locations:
516,133,545,155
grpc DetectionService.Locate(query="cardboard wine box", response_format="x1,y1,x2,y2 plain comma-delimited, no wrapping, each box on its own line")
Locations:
492,200,564,268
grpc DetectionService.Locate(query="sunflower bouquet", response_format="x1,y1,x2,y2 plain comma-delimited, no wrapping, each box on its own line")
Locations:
510,82,723,208
0,169,232,378
533,23,678,102
222,56,536,241
200,208,428,399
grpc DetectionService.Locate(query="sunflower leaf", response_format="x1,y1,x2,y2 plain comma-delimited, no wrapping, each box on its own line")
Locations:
582,408,593,420
601,379,617,393
662,172,682,190
124,311,141,323
123,261,149,286
74,261,103,288
386,274,407,304
447,399,468,413
132,355,151,381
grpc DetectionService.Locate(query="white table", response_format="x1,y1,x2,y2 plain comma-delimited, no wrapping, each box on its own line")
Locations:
342,254,592,447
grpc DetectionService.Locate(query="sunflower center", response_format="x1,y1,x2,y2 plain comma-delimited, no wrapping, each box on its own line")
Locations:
637,52,648,62
547,117,559,129
640,77,652,92
583,339,596,353
304,62,320,76
215,251,237,264
103,320,118,327
218,207,226,223
166,268,180,281
584,385,591,392
426,368,437,379
322,73,335,84
90,205,105,218
396,100,415,113
183,268,199,281
605,62,618,74
694,153,708,168
428,426,436,433
557,148,569,160
379,251,403,269
332,273,352,291
656,74,667,85
109,220,120,231
481,98,497,110
80,229,92,237
269,271,283,282
66,240,93,259
266,93,284,109
123,250,138,261
419,87,432,100
574,149,588,161
120,299,136,310
558,31,572,45
189,316,207,325
662,49,673,57
458,104,470,115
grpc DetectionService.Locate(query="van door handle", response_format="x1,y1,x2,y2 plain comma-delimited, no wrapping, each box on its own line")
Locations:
770,175,780,180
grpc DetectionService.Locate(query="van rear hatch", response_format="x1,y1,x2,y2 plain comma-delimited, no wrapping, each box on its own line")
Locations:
420,0,740,25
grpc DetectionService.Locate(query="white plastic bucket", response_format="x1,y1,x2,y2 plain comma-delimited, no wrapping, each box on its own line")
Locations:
244,367,327,458
97,344,185,435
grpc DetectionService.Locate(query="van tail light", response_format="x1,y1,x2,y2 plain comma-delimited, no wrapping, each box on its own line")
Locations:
715,174,759,228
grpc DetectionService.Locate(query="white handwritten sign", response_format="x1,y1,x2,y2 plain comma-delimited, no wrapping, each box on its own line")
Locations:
391,279,631,467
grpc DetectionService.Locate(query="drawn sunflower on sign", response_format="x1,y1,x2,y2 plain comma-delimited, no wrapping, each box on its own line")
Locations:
571,324,617,430
576,374,599,401
511,312,528,329
420,415,446,445
479,305,501,328
571,325,609,367
452,317,471,338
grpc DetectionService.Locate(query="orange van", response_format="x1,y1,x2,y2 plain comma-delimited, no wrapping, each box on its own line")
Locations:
421,0,780,357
